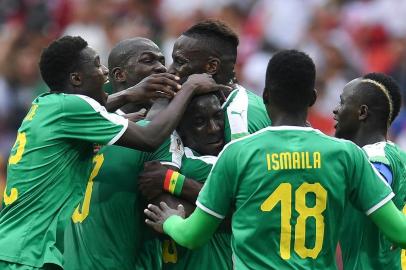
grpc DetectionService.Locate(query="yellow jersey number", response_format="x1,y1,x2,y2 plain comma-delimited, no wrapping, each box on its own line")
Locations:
261,182,327,260
4,104,39,206
71,154,104,223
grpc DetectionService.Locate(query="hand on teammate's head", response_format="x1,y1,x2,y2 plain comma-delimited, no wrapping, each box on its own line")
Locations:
183,73,231,95
125,73,181,103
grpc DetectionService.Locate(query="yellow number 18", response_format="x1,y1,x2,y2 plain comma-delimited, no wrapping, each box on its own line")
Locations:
260,182,327,260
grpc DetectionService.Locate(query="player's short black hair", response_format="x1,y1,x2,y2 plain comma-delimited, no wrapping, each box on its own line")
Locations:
183,19,239,61
39,36,88,91
264,50,316,112
359,73,402,126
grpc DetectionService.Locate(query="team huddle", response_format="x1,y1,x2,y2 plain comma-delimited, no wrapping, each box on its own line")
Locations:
0,19,405,270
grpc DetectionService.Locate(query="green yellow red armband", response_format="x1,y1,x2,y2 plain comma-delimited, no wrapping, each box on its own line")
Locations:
163,169,186,196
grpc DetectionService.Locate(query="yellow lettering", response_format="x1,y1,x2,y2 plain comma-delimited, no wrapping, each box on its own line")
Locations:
292,152,300,169
9,133,27,165
280,152,292,169
272,153,280,170
24,104,38,121
305,152,312,169
3,186,18,206
313,152,321,169
301,152,305,168
267,154,271,171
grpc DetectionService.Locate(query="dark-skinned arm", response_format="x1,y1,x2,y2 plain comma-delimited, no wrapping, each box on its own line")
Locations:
139,161,203,203
105,73,180,112
115,74,230,152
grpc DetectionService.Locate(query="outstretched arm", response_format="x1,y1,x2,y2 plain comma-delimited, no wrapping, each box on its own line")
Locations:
145,203,221,249
369,201,406,248
115,74,230,151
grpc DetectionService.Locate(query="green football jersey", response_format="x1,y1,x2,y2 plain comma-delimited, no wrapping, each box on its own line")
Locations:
340,141,406,270
222,85,271,142
197,126,394,270
0,93,128,268
63,121,184,270
162,147,232,270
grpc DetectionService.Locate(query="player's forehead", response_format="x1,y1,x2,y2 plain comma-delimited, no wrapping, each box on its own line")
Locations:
191,95,221,114
79,46,98,61
342,78,362,100
172,35,203,56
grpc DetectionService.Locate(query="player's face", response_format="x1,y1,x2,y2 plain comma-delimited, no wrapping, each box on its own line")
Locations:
168,35,208,83
333,79,362,139
125,42,166,86
179,95,225,156
77,47,109,105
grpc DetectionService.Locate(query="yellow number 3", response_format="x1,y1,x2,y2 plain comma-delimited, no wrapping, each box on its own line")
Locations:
9,132,27,165
72,154,104,223
3,186,18,206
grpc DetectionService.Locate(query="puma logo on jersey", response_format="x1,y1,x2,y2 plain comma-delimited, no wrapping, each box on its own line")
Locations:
230,110,246,117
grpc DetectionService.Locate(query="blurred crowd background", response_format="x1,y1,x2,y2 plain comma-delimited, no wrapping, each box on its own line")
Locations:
1,0,406,200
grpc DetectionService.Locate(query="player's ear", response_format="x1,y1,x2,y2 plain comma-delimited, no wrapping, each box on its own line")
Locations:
112,67,126,83
309,89,317,107
205,57,220,75
359,104,368,121
70,72,81,87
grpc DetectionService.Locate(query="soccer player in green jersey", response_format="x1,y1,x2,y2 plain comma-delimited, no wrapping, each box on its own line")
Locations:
334,72,406,270
140,93,232,269
0,36,224,270
167,19,271,142
144,50,406,269
63,37,184,270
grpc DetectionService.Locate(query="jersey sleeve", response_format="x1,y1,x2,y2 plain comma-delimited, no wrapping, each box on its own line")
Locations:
347,144,395,216
149,131,184,169
60,94,128,145
196,143,238,219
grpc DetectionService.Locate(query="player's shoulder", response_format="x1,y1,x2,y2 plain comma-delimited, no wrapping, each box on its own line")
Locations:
183,147,217,165
62,94,104,112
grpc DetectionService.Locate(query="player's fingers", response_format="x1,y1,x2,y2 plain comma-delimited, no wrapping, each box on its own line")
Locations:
177,204,185,212
160,201,170,211
177,204,186,218
149,78,181,91
215,84,233,93
145,219,158,228
151,72,180,81
148,204,163,215
148,84,177,96
144,208,159,221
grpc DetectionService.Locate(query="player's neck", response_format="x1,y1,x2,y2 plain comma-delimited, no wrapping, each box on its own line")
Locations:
270,111,308,127
353,128,386,147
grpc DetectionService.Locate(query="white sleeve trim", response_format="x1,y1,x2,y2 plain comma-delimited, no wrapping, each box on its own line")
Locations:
74,94,128,126
74,94,129,145
196,201,225,219
160,161,180,169
107,120,128,145
365,192,395,216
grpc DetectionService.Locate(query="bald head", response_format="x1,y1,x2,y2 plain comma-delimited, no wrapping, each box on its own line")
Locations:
108,38,166,92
